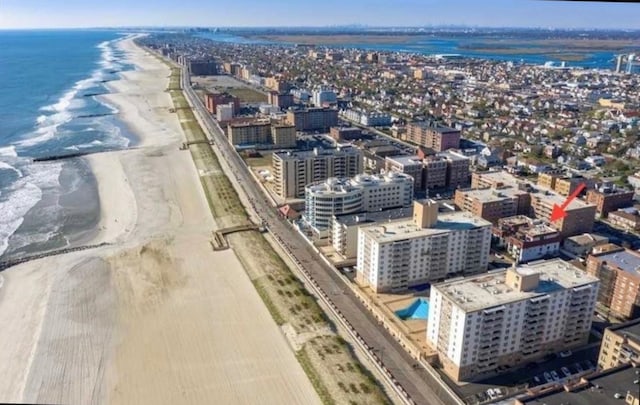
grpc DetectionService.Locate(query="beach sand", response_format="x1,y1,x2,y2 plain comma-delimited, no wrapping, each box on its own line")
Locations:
0,37,320,405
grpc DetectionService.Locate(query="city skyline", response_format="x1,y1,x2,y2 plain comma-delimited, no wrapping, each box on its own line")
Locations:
1,0,639,30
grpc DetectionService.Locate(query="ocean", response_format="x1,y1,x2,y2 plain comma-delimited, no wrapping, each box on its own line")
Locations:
0,30,133,259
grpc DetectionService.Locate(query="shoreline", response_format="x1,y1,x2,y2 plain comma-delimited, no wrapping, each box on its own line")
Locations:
0,35,321,405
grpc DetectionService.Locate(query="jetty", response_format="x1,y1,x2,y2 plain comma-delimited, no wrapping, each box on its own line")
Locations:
210,224,267,250
179,139,214,150
0,242,111,271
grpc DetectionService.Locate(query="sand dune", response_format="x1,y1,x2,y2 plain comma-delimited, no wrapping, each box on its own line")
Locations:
0,36,320,405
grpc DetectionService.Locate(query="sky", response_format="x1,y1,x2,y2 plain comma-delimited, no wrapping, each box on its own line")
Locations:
0,0,639,30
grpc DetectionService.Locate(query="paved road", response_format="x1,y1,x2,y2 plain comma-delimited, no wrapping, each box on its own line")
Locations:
181,72,458,405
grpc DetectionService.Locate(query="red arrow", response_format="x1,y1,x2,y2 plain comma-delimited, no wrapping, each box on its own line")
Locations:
550,183,586,222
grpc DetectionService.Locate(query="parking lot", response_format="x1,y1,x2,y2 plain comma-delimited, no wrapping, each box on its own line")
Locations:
452,345,601,404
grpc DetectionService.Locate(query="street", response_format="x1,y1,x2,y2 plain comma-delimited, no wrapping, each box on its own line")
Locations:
180,70,459,405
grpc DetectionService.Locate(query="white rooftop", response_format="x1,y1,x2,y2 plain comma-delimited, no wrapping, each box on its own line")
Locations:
361,211,491,244
434,259,599,313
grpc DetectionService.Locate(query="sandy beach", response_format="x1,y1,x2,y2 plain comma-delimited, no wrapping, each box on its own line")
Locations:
0,36,320,405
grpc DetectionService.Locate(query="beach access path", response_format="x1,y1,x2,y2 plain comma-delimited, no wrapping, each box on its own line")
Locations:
0,36,321,405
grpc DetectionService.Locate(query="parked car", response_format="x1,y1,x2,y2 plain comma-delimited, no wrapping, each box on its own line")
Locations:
551,370,560,381
575,363,584,373
544,372,553,383
559,350,573,358
561,367,571,377
534,376,542,385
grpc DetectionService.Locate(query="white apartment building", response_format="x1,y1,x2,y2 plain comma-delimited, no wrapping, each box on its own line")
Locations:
312,87,337,107
356,200,492,293
216,102,234,122
427,260,599,382
304,172,413,231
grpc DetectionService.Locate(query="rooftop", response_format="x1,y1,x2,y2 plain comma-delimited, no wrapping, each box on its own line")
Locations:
531,189,594,211
592,248,640,276
459,186,529,203
274,147,360,160
434,259,599,312
519,363,640,405
566,233,609,246
360,211,491,244
474,170,521,188
385,155,423,167
333,207,413,227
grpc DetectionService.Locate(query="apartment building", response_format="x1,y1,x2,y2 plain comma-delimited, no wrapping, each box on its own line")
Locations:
423,155,448,189
385,155,424,194
267,91,294,109
272,147,363,199
586,186,634,217
356,200,492,293
471,171,522,190
440,151,471,189
285,107,338,132
406,121,461,152
331,207,412,260
271,124,297,149
265,77,291,93
530,192,596,238
454,187,531,224
303,172,413,230
586,244,640,320
205,92,240,115
227,120,271,145
216,103,234,122
428,260,599,381
598,318,640,370
330,126,362,141
562,233,609,258
608,208,640,232
537,172,591,196
506,223,561,263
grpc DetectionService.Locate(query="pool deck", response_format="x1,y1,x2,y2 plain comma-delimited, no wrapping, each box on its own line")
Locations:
361,288,436,359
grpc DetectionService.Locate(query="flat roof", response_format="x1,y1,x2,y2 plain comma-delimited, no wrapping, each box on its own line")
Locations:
592,248,640,276
361,211,491,244
520,364,640,405
459,187,529,203
530,190,593,211
274,147,360,160
385,155,422,167
566,233,609,245
334,207,413,227
474,171,521,187
434,259,599,312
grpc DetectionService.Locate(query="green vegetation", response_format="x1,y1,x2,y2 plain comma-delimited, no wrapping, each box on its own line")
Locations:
223,87,267,103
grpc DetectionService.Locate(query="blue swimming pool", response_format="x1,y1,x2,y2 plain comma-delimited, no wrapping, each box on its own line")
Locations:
395,298,429,320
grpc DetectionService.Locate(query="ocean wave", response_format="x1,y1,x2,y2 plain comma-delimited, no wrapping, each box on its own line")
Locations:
0,181,43,257
0,161,21,175
0,146,17,158
18,39,121,148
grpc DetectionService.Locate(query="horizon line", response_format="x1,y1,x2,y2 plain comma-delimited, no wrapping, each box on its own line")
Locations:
1,24,640,32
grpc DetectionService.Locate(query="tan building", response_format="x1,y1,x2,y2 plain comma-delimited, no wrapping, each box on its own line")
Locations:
329,126,362,141
586,187,634,217
271,124,297,148
562,233,609,257
265,77,291,93
598,318,640,370
228,121,296,148
454,187,531,224
530,192,596,238
537,172,588,196
285,107,338,132
406,121,461,152
428,260,599,382
608,209,640,232
272,147,363,199
471,171,522,190
587,244,640,320
227,120,271,146
385,155,424,194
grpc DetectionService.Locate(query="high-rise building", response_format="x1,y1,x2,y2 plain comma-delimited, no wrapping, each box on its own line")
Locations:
227,120,272,146
272,147,363,199
268,92,294,109
205,92,240,115
304,172,413,230
406,121,461,152
271,124,297,148
428,260,599,381
331,207,412,260
587,244,640,320
285,107,339,132
356,200,492,293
